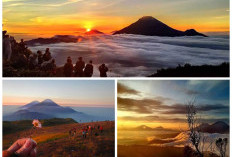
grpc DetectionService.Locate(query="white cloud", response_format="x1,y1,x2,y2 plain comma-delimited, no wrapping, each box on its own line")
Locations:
28,34,229,77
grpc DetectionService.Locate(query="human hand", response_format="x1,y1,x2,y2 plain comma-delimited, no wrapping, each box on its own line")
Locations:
3,138,37,157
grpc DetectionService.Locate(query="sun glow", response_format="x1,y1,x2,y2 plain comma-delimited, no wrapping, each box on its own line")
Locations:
86,28,91,32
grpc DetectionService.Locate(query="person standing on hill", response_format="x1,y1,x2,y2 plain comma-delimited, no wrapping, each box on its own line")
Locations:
84,60,93,77
100,126,103,133
99,64,108,77
43,48,52,61
75,57,85,77
64,56,74,77
82,126,87,138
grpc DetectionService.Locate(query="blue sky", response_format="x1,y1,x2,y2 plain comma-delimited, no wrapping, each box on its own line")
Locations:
118,80,229,128
3,80,115,107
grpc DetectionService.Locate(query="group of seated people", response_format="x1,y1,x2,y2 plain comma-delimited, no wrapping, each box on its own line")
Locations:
3,31,56,75
3,30,110,77
64,56,109,77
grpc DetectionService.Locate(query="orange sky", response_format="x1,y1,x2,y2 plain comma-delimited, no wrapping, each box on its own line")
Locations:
3,0,229,39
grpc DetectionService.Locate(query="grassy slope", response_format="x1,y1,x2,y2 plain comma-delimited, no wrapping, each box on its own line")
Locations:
3,118,77,135
3,121,115,157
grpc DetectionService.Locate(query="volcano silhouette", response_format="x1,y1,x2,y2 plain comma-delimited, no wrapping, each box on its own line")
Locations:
114,16,207,37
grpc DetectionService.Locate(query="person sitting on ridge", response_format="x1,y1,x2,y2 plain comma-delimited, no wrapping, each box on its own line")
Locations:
75,57,85,77
43,48,52,61
64,56,74,77
37,50,43,65
99,64,108,77
18,39,27,53
84,60,93,77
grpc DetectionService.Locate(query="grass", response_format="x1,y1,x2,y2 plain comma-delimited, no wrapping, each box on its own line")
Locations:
3,118,77,135
3,121,115,157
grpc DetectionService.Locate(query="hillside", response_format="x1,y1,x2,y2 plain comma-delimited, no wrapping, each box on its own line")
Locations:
3,118,77,135
3,120,115,157
149,63,229,77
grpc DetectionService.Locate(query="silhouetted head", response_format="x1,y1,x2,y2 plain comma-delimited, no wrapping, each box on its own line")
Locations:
67,57,72,63
21,39,24,42
52,59,55,63
78,57,82,61
89,60,92,64
102,64,105,67
37,50,42,54
3,30,7,35
46,48,49,52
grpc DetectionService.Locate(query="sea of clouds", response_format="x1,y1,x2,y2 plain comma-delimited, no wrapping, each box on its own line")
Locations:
148,131,229,156
28,34,229,77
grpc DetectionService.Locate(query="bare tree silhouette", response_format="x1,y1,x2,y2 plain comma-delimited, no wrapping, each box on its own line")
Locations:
186,100,204,157
216,138,228,157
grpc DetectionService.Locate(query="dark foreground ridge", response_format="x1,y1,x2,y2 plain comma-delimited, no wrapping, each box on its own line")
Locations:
149,63,229,77
114,16,207,37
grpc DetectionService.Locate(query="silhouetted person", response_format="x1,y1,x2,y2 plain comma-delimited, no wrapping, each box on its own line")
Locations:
37,50,43,65
75,57,85,77
99,64,108,77
19,39,27,53
3,30,7,39
43,48,52,61
3,35,12,62
28,53,38,70
47,59,56,76
84,60,93,77
64,56,73,77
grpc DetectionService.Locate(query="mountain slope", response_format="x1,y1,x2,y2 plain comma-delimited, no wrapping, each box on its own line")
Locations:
113,16,207,37
4,99,91,122
198,121,229,134
3,109,54,121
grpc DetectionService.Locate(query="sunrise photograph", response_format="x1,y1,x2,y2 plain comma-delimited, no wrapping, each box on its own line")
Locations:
3,80,115,157
2,0,229,77
117,80,229,157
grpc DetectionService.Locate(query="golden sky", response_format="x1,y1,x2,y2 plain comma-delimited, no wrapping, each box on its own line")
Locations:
117,80,229,130
3,0,229,39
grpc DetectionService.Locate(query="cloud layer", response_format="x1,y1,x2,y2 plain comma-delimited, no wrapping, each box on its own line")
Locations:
28,34,229,77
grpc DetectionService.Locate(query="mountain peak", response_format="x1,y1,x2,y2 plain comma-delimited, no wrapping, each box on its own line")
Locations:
139,16,156,21
113,16,207,37
85,29,104,35
42,99,55,103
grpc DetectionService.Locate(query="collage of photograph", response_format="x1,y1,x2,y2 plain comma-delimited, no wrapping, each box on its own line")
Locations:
1,0,230,157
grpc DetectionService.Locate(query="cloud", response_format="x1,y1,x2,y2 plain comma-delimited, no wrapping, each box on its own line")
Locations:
118,97,163,114
161,103,229,114
28,34,229,77
118,95,229,117
117,83,140,95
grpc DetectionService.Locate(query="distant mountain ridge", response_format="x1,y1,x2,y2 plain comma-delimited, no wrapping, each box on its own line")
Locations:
113,16,207,37
197,121,229,134
85,29,104,35
3,99,92,122
131,125,172,131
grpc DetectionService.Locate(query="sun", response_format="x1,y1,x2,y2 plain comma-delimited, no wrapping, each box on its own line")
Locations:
86,28,91,32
